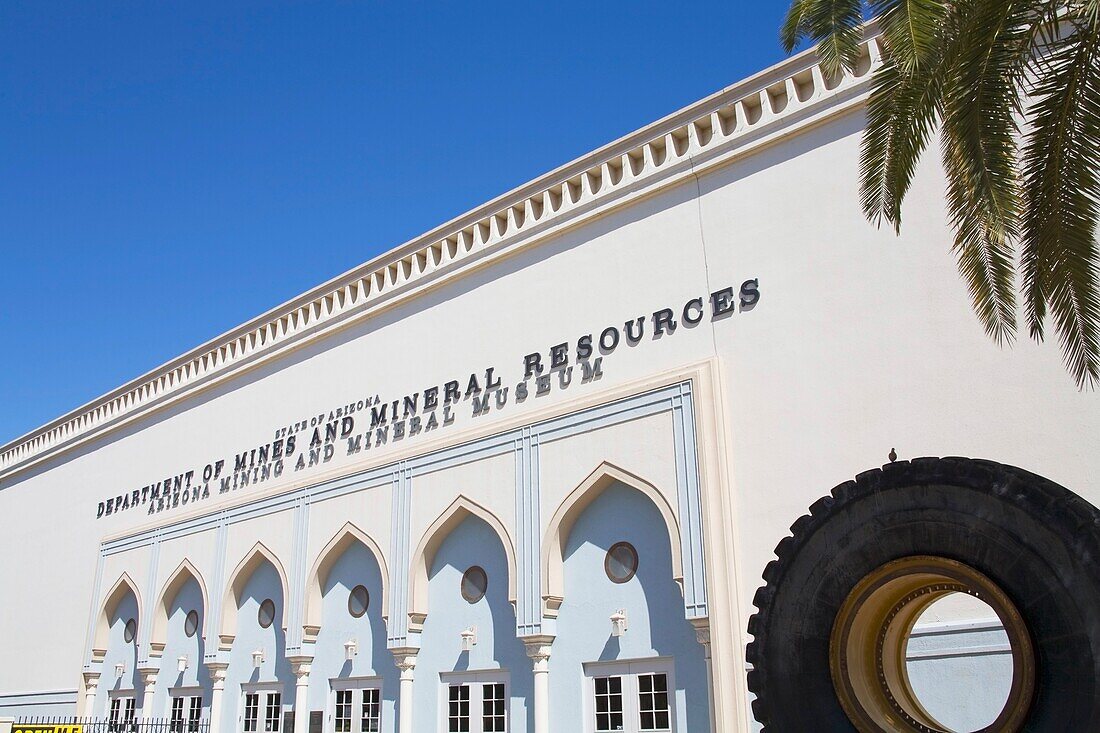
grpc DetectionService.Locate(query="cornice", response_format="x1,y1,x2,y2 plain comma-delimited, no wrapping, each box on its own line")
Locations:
0,28,883,482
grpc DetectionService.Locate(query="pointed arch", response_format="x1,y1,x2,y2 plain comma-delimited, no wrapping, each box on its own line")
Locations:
407,495,518,628
150,559,209,652
541,462,682,616
91,572,142,662
219,542,290,642
303,522,390,638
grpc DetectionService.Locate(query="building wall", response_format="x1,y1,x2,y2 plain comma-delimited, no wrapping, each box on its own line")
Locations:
0,31,1098,733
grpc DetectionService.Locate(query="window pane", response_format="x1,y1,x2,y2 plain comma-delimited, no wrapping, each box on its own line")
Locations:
189,697,203,732
482,683,506,732
335,689,352,733
361,688,381,733
638,674,671,732
448,685,470,733
265,693,282,732
593,677,623,732
244,693,259,733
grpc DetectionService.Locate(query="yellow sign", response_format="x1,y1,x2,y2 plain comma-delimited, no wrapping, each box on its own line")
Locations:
13,726,84,733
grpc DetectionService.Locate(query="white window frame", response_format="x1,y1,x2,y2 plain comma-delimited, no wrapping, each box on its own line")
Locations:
327,677,384,733
583,658,676,733
240,685,284,733
438,670,510,733
168,687,205,732
108,690,137,731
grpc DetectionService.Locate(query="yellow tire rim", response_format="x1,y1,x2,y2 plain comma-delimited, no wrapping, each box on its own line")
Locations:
830,556,1035,733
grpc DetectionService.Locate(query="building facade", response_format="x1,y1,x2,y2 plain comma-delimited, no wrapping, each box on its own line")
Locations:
1,27,1098,733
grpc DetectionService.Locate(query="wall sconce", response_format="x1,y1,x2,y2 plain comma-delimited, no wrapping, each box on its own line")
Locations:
115,662,126,679
252,649,265,668
610,609,628,638
460,626,477,652
177,656,189,673
344,639,358,661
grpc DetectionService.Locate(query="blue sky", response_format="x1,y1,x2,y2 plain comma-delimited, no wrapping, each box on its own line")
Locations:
0,1,790,445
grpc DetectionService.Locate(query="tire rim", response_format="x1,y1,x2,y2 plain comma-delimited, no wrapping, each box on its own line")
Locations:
829,556,1035,733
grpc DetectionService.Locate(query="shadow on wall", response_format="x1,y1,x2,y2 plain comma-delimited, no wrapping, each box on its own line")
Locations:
553,481,710,732
98,591,145,715
153,578,210,714
308,540,398,729
222,561,292,733
416,515,533,732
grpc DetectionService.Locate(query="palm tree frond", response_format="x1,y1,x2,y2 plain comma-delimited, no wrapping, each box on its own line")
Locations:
1021,18,1100,387
779,0,865,77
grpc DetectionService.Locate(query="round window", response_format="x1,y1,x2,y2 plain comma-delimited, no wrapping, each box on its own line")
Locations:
461,566,488,604
348,585,370,618
123,618,137,643
258,598,276,629
605,542,639,583
184,609,200,638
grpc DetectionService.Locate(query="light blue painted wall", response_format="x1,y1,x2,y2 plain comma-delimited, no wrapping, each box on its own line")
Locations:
550,482,710,732
905,624,1012,732
306,541,398,728
96,591,144,715
221,562,292,733
414,516,532,733
152,578,210,716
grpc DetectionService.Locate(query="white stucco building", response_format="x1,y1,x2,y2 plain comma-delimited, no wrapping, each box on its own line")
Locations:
1,26,1098,733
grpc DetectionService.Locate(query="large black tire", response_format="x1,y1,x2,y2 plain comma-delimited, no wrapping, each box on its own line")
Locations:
745,457,1100,732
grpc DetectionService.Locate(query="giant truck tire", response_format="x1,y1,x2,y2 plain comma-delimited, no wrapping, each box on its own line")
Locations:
745,457,1100,732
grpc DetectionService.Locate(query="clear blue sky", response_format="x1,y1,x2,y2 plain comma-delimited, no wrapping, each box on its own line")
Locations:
0,1,790,445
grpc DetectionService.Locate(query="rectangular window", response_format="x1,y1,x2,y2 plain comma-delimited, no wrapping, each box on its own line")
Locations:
448,684,470,733
334,690,352,733
637,674,670,732
264,693,282,732
586,661,675,733
243,693,259,733
171,697,186,733
189,696,204,732
481,683,506,732
109,698,122,731
360,688,381,733
594,676,624,732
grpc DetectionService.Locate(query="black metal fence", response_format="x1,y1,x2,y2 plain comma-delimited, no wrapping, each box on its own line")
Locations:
14,717,210,733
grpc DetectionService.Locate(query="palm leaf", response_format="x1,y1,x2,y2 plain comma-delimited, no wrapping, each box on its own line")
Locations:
937,0,1036,344
780,0,865,77
1021,13,1100,386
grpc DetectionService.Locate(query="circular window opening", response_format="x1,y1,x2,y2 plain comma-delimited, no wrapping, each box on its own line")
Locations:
904,592,1013,732
184,610,200,638
605,542,639,584
257,598,276,629
123,618,137,644
831,556,1033,733
348,585,370,618
461,566,488,604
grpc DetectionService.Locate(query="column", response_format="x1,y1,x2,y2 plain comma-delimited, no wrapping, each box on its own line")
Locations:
138,668,158,720
288,657,313,733
390,648,418,733
694,623,716,733
207,663,229,733
82,671,101,717
523,637,554,733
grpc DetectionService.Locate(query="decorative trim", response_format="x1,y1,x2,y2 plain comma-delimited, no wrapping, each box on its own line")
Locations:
0,689,79,709
286,497,311,652
0,28,883,482
672,382,707,618
387,464,412,647
98,378,712,649
515,428,542,636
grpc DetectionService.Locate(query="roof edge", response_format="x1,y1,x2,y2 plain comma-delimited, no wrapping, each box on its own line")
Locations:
0,23,883,478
